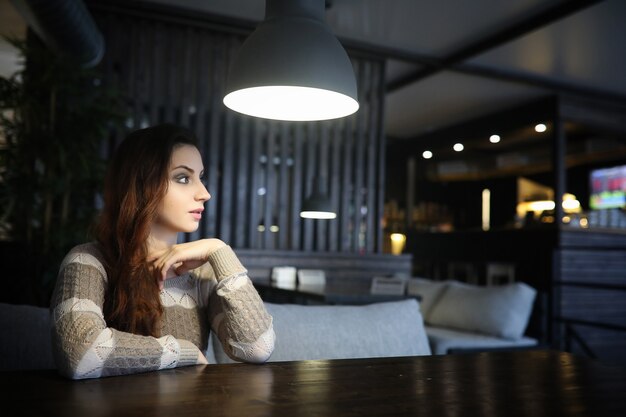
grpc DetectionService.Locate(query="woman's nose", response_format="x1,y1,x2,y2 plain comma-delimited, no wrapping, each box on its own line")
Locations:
197,183,211,201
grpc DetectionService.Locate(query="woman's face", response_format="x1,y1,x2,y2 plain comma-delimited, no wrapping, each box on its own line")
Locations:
153,144,210,237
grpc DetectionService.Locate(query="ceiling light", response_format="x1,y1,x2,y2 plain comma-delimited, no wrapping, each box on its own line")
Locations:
453,143,464,152
535,123,547,133
223,0,359,121
422,150,433,159
489,135,500,143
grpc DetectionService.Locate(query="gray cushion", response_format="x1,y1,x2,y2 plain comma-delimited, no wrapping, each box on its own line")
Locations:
0,302,56,370
427,281,537,340
406,278,449,322
210,299,431,363
426,325,538,355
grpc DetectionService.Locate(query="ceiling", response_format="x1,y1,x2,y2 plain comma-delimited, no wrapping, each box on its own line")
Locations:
1,0,625,143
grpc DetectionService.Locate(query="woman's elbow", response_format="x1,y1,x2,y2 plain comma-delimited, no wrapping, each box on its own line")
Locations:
230,327,275,363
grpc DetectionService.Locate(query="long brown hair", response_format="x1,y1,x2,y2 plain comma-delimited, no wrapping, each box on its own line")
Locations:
95,123,198,336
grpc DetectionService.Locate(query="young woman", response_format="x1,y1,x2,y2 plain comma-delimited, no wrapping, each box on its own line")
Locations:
50,123,275,379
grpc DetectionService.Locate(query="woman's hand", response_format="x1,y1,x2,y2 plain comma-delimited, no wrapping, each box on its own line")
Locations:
149,238,226,288
197,351,208,365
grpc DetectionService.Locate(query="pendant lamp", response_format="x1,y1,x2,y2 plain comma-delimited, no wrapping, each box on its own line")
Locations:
223,0,359,121
300,177,336,219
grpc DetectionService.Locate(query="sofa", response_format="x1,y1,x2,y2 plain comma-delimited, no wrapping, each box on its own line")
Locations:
0,302,56,370
207,299,431,363
0,277,538,370
0,298,431,371
407,278,539,354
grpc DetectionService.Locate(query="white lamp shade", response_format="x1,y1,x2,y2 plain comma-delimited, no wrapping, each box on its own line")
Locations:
224,0,359,121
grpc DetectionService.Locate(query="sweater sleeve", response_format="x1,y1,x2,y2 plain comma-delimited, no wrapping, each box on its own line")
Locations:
50,244,203,380
205,245,275,363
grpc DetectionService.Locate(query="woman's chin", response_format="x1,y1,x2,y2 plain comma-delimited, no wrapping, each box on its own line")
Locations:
183,223,200,233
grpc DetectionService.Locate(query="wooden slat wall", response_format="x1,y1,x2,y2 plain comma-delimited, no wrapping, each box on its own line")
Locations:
92,7,387,253
555,230,626,363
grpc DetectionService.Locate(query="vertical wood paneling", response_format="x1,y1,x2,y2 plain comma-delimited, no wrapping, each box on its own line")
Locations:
193,32,210,151
234,116,250,247
220,110,235,243
206,37,224,238
340,115,354,252
317,121,330,250
291,124,304,249
329,121,342,251
375,61,386,253
263,123,277,250
179,27,195,128
189,30,211,242
163,26,178,123
278,123,290,250
303,124,316,251
94,8,387,254
365,62,379,253
353,61,367,253
248,119,263,249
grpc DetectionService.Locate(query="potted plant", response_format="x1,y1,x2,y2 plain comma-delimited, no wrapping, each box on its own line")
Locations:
0,35,125,305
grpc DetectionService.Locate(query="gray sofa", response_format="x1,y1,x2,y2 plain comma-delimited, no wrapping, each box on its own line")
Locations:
0,298,431,371
407,278,539,354
1,277,538,370
207,299,431,363
0,302,55,370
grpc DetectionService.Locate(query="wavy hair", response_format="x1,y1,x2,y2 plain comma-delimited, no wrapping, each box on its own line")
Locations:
95,123,198,336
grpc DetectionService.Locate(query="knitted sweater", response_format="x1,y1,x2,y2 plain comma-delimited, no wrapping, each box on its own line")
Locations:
50,242,275,379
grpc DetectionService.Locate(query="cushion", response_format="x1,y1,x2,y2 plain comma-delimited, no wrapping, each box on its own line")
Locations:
406,278,449,322
210,299,431,364
427,281,537,340
0,302,56,370
425,325,538,355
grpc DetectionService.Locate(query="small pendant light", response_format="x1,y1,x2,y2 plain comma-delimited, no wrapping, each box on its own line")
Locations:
300,177,336,219
223,0,359,121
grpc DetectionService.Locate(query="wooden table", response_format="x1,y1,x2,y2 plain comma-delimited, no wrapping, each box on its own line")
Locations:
1,350,624,416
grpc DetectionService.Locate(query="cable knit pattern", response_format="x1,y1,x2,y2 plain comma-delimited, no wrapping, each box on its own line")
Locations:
209,273,274,362
207,246,247,281
50,242,275,379
228,326,276,363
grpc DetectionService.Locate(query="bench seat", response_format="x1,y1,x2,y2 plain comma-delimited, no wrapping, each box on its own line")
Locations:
426,325,538,355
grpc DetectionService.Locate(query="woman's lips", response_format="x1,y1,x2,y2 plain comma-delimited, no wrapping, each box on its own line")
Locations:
190,209,203,221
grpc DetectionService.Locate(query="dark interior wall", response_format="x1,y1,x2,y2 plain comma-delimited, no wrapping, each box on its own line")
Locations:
412,177,517,230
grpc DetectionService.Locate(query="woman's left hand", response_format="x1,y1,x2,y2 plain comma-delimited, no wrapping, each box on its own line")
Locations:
148,239,226,289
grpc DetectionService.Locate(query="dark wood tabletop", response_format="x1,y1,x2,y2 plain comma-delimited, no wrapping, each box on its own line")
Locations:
1,350,625,417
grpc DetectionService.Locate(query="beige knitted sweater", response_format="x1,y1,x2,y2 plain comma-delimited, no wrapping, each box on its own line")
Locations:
50,242,275,379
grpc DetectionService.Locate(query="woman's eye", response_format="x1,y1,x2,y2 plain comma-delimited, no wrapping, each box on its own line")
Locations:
175,175,190,184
